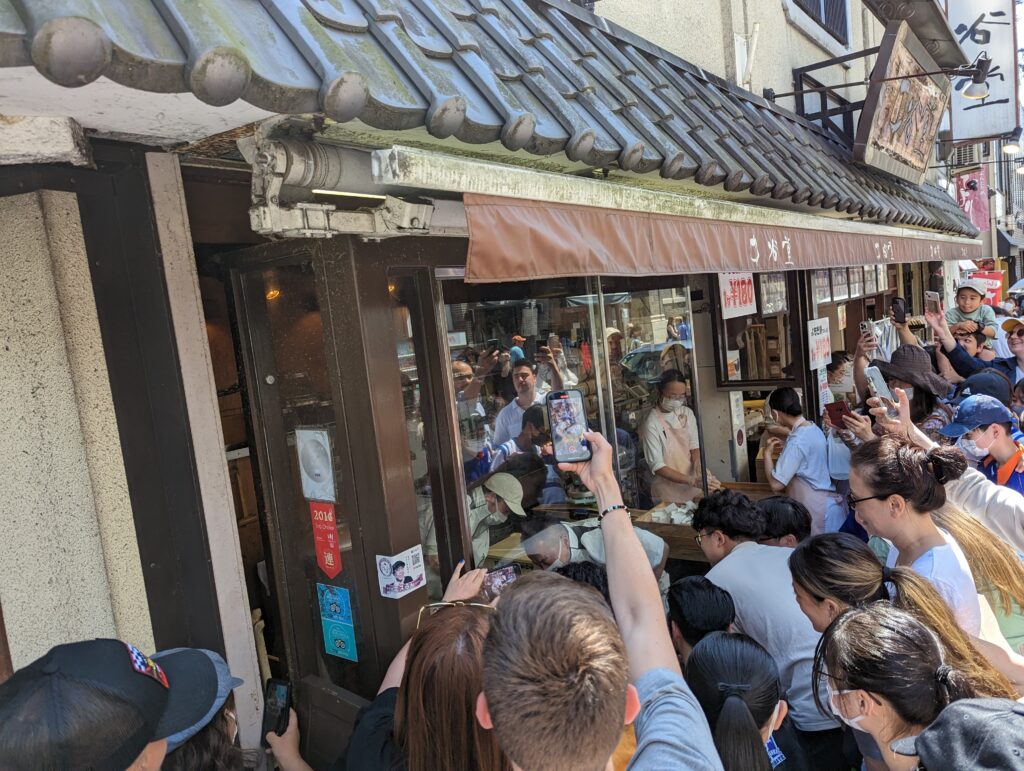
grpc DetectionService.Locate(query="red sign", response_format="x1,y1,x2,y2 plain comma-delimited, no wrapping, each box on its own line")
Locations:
720,272,757,320
955,171,989,232
310,501,342,579
969,271,1004,306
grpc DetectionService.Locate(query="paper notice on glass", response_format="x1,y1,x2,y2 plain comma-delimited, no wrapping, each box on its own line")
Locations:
376,545,426,599
807,318,832,371
295,427,335,503
719,272,757,319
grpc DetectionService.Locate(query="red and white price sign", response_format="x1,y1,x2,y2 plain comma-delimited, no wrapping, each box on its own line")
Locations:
310,501,342,579
807,317,831,371
719,272,757,320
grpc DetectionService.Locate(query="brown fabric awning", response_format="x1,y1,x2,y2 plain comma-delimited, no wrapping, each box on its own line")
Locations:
464,193,981,283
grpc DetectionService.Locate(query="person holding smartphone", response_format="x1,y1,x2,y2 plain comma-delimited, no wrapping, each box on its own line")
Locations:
640,369,720,503
927,308,1024,388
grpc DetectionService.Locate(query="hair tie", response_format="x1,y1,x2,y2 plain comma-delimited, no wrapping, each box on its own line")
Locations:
881,566,893,582
718,682,751,700
935,664,953,685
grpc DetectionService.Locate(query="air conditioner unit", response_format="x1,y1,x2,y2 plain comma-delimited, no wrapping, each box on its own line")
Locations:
953,144,980,169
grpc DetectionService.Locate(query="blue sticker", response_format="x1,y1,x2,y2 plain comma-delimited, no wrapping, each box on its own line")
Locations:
765,735,786,769
317,583,358,662
317,583,353,625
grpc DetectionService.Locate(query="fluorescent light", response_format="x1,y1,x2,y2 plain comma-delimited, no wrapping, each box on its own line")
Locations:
964,82,989,100
311,189,387,200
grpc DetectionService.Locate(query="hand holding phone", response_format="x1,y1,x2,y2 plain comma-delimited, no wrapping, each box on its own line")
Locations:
483,565,521,599
547,390,592,463
824,401,853,427
925,291,941,315
891,297,907,325
261,678,293,748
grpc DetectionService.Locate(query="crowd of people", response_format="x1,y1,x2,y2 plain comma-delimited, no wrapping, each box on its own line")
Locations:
6,283,1024,770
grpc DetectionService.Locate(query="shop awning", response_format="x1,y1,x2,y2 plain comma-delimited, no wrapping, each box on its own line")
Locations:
464,193,981,282
0,1,976,239
998,228,1024,257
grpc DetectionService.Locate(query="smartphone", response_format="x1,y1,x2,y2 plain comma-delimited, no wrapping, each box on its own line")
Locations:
483,564,521,598
547,389,592,463
859,320,873,336
891,297,907,325
925,291,941,315
863,365,893,402
261,678,292,748
824,400,853,426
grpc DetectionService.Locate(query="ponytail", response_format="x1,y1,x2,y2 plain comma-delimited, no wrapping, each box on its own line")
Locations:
851,436,966,512
686,633,780,771
713,694,772,771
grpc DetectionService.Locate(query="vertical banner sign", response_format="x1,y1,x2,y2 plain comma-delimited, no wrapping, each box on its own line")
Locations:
719,272,757,319
955,170,990,232
807,317,832,371
948,0,1018,141
309,501,342,579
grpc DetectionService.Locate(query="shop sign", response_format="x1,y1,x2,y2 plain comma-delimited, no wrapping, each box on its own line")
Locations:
719,272,757,319
317,583,358,662
848,267,864,298
955,170,990,232
296,427,335,503
310,501,342,579
377,544,426,598
812,269,832,305
817,367,833,416
948,0,1018,142
876,263,888,291
760,272,788,315
864,265,878,295
854,22,951,185
808,317,832,371
969,270,1004,305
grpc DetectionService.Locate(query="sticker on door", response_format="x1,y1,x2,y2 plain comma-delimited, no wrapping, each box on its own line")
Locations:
376,545,426,598
317,583,357,662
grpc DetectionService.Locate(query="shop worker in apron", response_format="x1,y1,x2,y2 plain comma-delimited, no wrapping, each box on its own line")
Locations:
762,387,846,535
641,369,720,503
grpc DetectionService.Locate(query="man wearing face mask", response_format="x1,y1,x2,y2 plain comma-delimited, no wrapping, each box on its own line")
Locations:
640,369,720,503
939,395,1024,495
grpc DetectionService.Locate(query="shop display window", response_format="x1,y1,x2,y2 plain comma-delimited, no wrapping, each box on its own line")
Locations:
830,268,849,301
812,269,832,304
848,266,864,298
863,265,878,295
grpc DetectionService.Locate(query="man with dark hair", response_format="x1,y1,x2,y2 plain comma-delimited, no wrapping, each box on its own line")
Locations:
477,432,722,771
492,360,562,446
489,405,566,504
554,560,611,607
666,576,734,665
0,639,223,770
695,490,840,767
756,495,812,547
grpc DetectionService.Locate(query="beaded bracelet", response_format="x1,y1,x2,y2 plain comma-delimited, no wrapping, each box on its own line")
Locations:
599,504,627,521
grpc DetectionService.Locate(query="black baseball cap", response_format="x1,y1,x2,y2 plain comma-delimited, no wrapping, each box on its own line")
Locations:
0,638,222,770
889,698,1024,769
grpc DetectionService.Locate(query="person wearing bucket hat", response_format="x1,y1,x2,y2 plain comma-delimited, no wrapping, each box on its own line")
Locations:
939,395,1024,496
483,471,528,520
0,638,224,770
888,698,1024,770
946,279,997,339
855,344,953,435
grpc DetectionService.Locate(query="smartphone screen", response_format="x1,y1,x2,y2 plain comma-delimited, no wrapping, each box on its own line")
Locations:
925,291,941,314
863,366,893,402
261,679,292,747
547,390,592,463
483,565,520,599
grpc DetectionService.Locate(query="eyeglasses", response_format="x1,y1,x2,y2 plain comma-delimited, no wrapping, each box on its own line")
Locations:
847,493,888,510
1009,328,1024,339
416,601,494,629
694,530,717,546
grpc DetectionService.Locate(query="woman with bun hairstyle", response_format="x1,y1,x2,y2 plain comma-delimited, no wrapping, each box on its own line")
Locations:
685,632,787,771
848,436,982,635
790,533,1016,699
815,604,977,771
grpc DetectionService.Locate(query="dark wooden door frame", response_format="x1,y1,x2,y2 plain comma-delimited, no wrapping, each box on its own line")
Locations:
0,143,226,654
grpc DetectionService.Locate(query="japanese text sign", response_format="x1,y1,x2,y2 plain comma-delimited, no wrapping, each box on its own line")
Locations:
969,270,1004,305
807,317,832,372
948,0,1018,141
310,501,342,579
719,272,757,320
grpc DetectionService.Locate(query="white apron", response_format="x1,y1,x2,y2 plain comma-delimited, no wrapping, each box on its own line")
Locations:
782,422,846,535
649,409,702,503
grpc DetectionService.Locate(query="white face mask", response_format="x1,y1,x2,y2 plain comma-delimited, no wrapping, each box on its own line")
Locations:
663,396,686,413
826,683,867,729
548,539,568,571
958,429,992,461
900,387,915,403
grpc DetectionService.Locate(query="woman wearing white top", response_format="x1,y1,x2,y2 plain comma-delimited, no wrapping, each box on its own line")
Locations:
640,369,719,503
847,435,982,636
762,387,846,535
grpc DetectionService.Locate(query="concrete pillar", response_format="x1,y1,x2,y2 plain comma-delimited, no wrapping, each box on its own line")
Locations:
0,190,153,668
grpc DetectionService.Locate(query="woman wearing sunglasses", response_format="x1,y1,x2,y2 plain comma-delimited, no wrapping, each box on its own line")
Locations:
267,562,509,771
927,307,1024,386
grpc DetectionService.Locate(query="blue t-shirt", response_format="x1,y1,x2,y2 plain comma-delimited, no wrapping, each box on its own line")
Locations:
509,345,525,363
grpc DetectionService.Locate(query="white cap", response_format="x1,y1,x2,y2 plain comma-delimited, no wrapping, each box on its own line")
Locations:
957,279,988,298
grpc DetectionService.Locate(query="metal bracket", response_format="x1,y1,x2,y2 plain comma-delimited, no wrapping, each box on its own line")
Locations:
246,120,434,239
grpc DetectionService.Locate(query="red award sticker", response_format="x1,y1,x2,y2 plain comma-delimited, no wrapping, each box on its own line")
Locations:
310,501,342,579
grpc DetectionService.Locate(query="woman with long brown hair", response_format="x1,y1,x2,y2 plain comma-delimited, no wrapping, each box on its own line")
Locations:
789,533,1016,699
267,563,510,771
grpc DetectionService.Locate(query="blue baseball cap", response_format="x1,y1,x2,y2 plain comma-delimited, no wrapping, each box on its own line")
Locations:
938,395,1016,438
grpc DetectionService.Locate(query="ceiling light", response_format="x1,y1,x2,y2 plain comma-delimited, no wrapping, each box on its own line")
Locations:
265,288,281,300
964,81,990,100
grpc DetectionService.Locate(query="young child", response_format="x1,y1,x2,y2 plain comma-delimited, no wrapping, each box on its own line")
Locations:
946,279,996,339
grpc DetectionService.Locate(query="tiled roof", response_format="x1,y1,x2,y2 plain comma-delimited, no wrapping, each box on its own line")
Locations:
0,0,976,236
